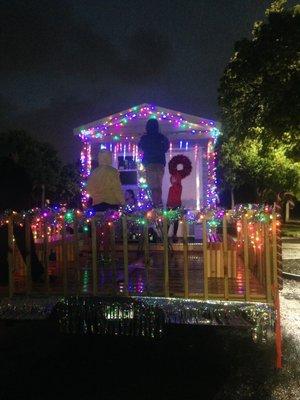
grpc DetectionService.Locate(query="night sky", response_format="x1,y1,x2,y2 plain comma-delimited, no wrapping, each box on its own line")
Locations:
0,0,296,161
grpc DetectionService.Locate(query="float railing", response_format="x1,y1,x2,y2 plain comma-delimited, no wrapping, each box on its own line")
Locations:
1,208,281,304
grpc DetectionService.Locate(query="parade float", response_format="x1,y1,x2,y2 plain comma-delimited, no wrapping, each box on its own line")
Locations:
0,104,282,368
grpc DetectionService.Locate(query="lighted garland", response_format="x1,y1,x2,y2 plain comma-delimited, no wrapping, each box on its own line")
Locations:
77,104,217,141
0,204,279,230
206,140,218,208
0,203,280,249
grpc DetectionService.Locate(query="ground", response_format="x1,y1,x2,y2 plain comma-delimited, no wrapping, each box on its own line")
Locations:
0,279,299,400
0,226,299,399
282,240,300,275
282,221,300,239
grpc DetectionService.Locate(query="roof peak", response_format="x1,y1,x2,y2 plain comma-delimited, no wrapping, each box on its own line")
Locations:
74,103,218,135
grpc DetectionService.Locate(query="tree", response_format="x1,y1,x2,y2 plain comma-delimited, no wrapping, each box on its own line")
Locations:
217,1,300,206
55,162,82,208
216,137,244,208
0,130,80,207
217,136,300,205
219,1,300,159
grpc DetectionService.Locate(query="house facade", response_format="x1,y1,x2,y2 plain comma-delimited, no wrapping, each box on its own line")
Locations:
74,103,220,210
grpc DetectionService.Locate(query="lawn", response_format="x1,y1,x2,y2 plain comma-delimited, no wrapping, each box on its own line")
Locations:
282,222,300,239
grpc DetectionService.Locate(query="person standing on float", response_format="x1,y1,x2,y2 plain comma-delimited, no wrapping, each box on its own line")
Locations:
138,119,169,208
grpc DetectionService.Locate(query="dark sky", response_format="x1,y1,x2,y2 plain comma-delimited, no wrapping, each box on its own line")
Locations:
0,0,295,161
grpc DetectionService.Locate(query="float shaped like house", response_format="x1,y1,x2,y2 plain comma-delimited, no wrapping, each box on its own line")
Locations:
0,104,281,366
74,103,220,210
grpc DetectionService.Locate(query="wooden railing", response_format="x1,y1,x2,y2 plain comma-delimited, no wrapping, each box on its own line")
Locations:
2,211,281,304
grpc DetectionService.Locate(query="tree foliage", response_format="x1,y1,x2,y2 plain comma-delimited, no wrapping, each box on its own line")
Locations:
56,162,82,208
219,1,300,158
0,130,81,206
217,137,300,204
217,1,300,205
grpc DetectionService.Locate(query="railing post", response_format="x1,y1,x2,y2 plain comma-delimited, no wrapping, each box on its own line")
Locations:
61,218,68,296
8,216,14,298
122,215,129,295
163,217,169,297
109,222,116,292
223,214,229,299
25,216,32,294
257,222,263,284
271,212,278,289
143,220,150,294
91,217,97,296
274,207,283,290
73,213,80,295
242,216,250,301
264,223,272,303
43,219,49,294
202,217,208,299
182,217,189,298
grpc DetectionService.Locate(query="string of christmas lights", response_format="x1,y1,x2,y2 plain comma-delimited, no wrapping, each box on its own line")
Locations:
76,104,221,209
0,204,280,247
77,104,217,141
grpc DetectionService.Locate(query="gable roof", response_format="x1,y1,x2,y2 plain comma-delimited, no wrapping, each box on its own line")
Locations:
74,103,220,142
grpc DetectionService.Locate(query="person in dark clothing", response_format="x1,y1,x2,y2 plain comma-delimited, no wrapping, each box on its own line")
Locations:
138,119,169,208
0,153,44,284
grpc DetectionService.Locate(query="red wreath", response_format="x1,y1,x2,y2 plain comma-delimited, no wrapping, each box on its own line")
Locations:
168,154,192,179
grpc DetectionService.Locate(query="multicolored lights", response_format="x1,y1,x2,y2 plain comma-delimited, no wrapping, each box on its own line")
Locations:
206,140,218,208
76,104,217,141
76,104,220,209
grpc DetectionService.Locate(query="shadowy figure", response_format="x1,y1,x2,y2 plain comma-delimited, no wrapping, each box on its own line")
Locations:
138,119,169,208
0,152,44,284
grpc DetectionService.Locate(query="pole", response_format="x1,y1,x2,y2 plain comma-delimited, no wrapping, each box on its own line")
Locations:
202,217,208,299
25,216,32,294
8,216,14,298
143,221,150,294
223,214,229,299
122,215,129,296
182,217,189,298
163,217,169,297
243,216,250,301
91,218,97,296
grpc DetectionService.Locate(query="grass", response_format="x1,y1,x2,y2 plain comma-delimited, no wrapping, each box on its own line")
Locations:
282,221,300,238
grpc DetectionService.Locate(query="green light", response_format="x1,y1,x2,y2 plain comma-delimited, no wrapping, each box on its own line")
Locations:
208,219,219,228
65,211,74,223
113,135,120,141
